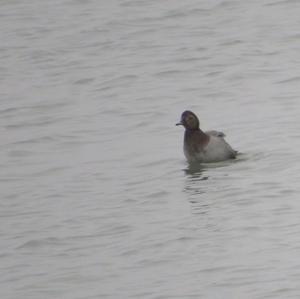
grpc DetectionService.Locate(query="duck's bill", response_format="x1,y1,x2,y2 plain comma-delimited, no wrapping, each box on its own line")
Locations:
175,122,182,126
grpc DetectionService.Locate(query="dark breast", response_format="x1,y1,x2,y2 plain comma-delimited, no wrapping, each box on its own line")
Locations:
184,130,209,154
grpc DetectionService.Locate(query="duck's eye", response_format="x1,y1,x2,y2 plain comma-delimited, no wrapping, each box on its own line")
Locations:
187,116,194,122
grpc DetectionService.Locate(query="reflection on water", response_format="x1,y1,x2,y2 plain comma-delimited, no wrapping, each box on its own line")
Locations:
183,157,246,205
183,162,209,197
183,162,208,178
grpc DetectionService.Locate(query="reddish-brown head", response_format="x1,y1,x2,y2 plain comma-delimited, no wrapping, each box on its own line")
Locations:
176,110,200,130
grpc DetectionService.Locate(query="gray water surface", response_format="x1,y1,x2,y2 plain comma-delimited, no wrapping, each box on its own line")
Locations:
2,0,300,298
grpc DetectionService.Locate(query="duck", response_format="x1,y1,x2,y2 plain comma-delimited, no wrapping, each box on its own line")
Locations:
176,110,237,163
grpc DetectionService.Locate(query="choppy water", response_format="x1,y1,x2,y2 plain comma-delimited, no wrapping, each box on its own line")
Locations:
2,0,300,298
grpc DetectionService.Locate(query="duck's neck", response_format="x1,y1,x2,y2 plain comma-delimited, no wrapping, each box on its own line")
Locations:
184,128,209,147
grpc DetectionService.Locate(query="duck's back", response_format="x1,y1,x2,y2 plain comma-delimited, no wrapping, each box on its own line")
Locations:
202,132,236,162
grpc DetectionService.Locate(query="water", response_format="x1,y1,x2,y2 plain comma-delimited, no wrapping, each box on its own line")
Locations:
2,0,300,298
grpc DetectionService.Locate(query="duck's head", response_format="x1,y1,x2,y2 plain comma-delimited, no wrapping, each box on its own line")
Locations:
176,110,199,130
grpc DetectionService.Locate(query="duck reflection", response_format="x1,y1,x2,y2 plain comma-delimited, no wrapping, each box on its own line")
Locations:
183,158,244,214
184,162,208,178
183,162,209,196
182,163,211,216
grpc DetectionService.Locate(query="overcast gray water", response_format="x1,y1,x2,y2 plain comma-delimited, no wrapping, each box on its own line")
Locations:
2,0,300,298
